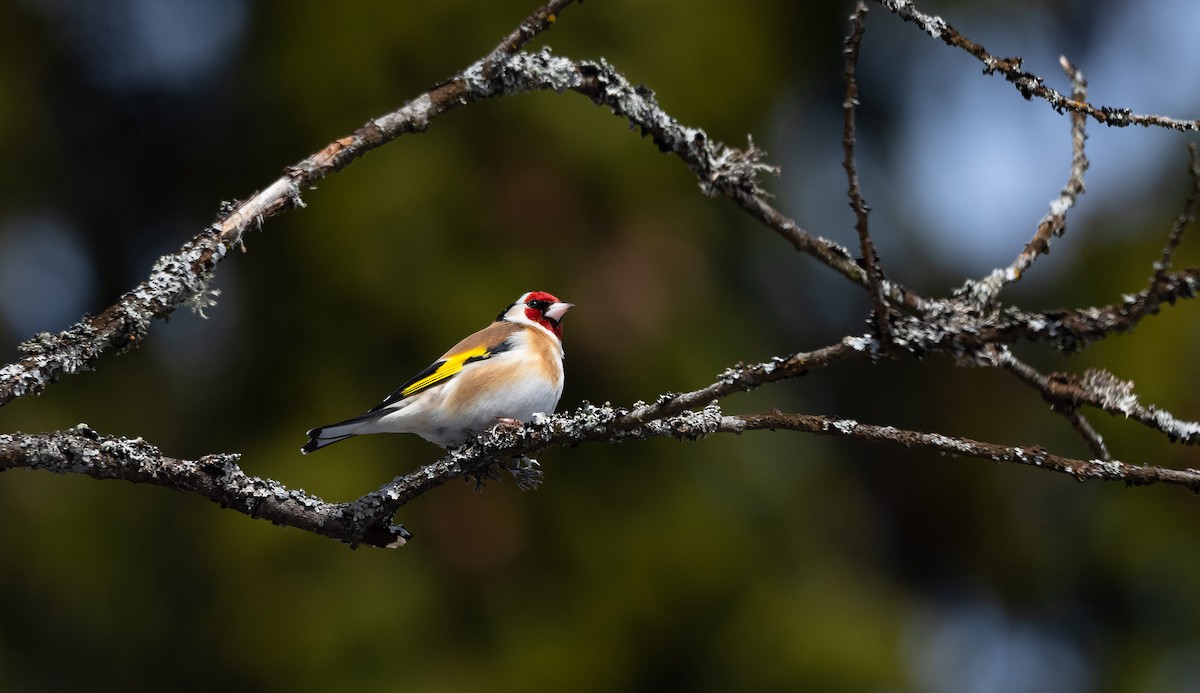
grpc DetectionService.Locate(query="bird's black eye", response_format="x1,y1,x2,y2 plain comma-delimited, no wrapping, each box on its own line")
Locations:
527,299,549,312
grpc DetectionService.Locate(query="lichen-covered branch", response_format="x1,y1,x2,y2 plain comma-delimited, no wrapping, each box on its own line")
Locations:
997,355,1200,447
963,56,1091,307
0,425,412,549
0,235,235,406
732,411,1200,492
7,386,1198,552
880,266,1200,359
618,339,862,427
873,0,1200,132
367,399,1200,526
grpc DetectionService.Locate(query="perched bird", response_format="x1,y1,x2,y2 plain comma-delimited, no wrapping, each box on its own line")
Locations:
302,291,572,453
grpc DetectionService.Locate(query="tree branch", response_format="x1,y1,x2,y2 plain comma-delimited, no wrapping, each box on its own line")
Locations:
1153,142,1200,285
841,3,895,349
0,425,412,549
732,411,1200,492
8,386,1196,551
998,358,1200,447
962,55,1091,306
872,0,1200,132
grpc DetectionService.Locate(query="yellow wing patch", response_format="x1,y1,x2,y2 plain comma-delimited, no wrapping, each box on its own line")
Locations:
400,345,490,398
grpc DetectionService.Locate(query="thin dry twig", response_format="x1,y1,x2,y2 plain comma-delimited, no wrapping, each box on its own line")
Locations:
962,55,1090,306
995,347,1110,459
1153,142,1200,285
873,0,1200,132
617,339,861,427
1066,410,1111,461
841,2,895,347
733,411,1200,491
997,349,1200,447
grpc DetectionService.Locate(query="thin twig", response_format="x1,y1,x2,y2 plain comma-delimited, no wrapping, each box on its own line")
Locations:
732,411,1200,492
1014,56,1090,280
617,339,862,426
720,188,929,313
996,349,1200,446
995,347,1110,459
1153,142,1200,285
872,0,1200,132
962,55,1089,306
841,2,895,346
488,0,576,58
1066,411,1110,461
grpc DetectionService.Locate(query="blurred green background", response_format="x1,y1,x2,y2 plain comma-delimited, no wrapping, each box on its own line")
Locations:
2,0,1199,691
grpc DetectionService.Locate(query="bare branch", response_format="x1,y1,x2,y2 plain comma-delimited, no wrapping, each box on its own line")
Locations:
7,366,1197,553
732,411,1200,492
841,2,895,348
1153,142,1200,284
363,385,1200,528
617,339,862,426
885,267,1200,358
0,426,412,549
1065,410,1111,461
963,56,1090,306
995,347,1110,459
487,0,577,58
996,349,1200,446
872,0,1200,132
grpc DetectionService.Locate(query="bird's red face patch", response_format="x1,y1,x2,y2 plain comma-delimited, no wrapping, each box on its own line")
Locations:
523,291,567,339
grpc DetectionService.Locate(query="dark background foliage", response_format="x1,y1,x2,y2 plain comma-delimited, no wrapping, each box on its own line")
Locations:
1,1,1198,690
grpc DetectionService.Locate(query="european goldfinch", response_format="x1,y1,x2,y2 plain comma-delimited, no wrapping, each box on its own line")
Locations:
301,291,572,453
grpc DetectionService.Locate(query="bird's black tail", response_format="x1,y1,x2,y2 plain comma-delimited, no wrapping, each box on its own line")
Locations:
300,422,355,453
300,409,389,454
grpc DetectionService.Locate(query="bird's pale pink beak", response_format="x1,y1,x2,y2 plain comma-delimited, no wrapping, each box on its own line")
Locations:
544,301,573,322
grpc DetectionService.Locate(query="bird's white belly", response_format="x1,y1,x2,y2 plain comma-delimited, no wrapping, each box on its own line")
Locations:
373,365,563,448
